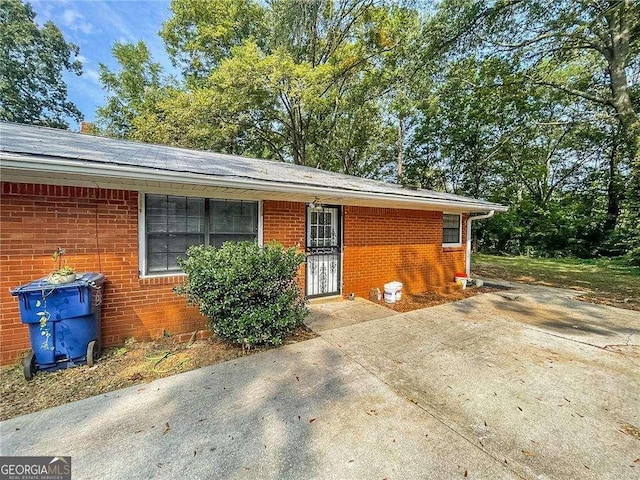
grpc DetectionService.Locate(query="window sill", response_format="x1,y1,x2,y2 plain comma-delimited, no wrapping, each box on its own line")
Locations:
139,274,187,286
442,244,464,251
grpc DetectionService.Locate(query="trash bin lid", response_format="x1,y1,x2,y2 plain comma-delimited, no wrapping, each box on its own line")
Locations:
10,272,106,295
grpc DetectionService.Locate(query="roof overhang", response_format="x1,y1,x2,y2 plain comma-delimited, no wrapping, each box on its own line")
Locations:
1,152,509,213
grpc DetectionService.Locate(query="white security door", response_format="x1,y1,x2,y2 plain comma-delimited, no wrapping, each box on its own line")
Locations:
306,206,341,297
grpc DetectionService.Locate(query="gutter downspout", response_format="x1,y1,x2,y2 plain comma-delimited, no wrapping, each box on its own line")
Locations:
466,210,495,277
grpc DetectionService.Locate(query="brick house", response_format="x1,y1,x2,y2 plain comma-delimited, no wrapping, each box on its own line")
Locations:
0,123,507,365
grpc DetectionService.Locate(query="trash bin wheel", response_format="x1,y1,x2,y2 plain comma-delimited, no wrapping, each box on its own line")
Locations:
23,352,36,381
87,340,97,367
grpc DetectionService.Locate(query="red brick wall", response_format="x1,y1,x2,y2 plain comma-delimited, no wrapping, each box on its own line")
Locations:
262,200,307,290
342,206,467,298
0,187,468,365
0,182,206,365
263,201,468,298
262,201,305,247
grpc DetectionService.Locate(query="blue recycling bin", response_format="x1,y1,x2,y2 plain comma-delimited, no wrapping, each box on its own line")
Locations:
11,272,106,379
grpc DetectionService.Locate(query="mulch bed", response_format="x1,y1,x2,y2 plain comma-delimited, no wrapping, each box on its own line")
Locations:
376,286,501,313
0,326,316,421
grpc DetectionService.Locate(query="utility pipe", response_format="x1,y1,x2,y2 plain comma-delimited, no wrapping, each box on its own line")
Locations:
466,210,495,277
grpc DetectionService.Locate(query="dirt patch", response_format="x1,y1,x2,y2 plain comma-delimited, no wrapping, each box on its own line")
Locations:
0,326,316,421
376,287,500,313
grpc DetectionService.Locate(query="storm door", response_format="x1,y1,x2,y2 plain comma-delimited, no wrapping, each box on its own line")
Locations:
306,205,341,297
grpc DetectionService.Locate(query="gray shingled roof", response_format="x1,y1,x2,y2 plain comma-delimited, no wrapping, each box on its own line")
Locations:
0,122,506,211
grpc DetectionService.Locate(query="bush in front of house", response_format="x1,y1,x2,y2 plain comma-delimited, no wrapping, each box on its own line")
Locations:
174,242,308,347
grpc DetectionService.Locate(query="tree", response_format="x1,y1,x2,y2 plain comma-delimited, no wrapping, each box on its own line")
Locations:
160,0,267,82
96,41,166,138
427,0,639,154
130,0,410,175
409,0,640,257
432,2,638,206
0,0,82,128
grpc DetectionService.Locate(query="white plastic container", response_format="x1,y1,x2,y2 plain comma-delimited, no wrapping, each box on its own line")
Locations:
384,281,403,303
454,276,468,290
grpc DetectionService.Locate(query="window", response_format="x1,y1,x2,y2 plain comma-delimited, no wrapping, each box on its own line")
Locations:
442,213,462,245
144,194,258,274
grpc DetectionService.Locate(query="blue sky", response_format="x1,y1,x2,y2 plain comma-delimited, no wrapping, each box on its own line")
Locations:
30,0,178,129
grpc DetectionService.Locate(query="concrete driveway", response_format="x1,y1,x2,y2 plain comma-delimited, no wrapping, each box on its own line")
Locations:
1,282,639,479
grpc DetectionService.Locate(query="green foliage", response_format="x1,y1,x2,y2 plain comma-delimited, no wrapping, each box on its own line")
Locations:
100,0,411,177
174,242,308,347
92,0,638,260
406,0,639,259
0,0,82,128
96,41,167,138
161,0,267,81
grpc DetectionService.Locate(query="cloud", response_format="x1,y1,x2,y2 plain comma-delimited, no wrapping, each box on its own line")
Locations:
91,2,136,43
61,8,94,34
83,68,102,85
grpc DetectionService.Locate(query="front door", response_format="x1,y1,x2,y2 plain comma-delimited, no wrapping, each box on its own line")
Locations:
306,205,341,297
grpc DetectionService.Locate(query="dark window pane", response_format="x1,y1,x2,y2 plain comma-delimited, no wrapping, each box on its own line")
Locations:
146,217,168,233
146,195,167,210
146,194,256,273
167,215,186,231
186,216,204,232
148,253,168,273
443,214,460,243
443,229,459,243
210,200,258,234
167,253,180,271
443,214,460,229
187,197,205,217
146,194,205,273
147,235,168,253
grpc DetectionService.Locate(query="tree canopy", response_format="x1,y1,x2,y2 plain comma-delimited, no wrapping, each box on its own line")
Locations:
403,0,639,259
0,0,83,128
94,0,640,261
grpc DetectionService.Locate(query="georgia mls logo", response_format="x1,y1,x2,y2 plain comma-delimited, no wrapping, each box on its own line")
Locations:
49,457,70,470
0,456,71,480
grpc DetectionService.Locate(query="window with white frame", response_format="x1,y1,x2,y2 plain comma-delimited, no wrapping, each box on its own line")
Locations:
442,213,462,245
144,194,258,274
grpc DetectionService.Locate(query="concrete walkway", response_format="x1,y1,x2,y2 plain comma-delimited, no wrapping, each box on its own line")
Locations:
305,297,396,332
1,282,639,479
1,338,514,479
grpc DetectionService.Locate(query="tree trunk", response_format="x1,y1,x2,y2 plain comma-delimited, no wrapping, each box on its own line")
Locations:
603,135,620,234
605,0,640,162
608,60,640,161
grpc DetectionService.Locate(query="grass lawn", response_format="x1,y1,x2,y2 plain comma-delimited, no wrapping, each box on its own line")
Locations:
472,254,640,311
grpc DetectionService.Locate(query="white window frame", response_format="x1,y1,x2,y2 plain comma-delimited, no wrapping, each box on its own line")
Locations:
442,213,462,247
138,193,263,278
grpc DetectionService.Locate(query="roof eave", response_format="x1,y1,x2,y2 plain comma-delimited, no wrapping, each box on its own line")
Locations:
0,153,509,213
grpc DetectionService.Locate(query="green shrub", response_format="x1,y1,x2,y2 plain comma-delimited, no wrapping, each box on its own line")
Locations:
623,247,640,267
174,242,308,347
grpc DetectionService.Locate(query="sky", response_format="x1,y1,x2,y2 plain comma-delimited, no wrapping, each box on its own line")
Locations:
29,0,178,130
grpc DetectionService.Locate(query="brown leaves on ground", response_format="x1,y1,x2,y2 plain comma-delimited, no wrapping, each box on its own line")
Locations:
377,287,500,313
619,423,640,441
0,326,316,421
